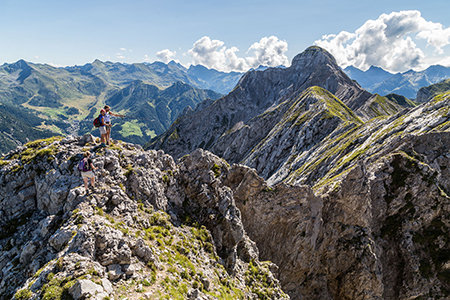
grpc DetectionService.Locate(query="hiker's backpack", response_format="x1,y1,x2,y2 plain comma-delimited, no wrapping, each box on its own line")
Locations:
93,115,101,127
78,158,89,172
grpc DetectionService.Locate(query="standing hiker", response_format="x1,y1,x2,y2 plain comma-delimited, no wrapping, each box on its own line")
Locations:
79,151,98,193
99,109,108,147
104,105,124,145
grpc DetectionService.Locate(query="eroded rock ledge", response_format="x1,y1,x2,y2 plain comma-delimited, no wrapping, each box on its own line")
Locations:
0,136,288,300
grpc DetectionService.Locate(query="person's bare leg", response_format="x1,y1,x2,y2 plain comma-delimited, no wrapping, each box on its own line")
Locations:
83,177,89,190
107,127,111,144
91,176,95,188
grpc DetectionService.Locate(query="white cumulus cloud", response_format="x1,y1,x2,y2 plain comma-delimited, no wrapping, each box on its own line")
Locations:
246,36,289,69
188,36,228,70
314,10,450,72
188,36,288,72
155,49,177,63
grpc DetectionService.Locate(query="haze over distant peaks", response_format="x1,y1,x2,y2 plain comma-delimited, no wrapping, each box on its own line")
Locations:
344,64,450,99
344,65,394,89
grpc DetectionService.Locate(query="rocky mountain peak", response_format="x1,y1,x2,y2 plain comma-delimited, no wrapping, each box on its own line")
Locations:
291,46,338,69
148,45,374,161
9,59,31,70
0,135,288,300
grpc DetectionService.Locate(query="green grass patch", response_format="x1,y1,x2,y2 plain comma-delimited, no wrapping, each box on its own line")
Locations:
14,289,32,300
145,129,157,138
119,121,143,137
211,163,221,177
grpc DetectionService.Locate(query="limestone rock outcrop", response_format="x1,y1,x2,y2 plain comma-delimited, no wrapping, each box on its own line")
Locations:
0,135,288,299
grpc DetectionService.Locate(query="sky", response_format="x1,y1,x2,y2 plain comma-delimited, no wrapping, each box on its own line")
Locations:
1,0,450,73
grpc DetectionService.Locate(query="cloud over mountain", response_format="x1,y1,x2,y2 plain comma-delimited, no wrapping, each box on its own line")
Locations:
246,36,289,69
187,36,288,72
156,49,177,63
314,10,450,73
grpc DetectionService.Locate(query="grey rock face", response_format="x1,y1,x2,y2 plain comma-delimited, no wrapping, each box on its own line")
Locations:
48,225,75,251
416,78,450,103
107,264,123,281
416,87,433,103
19,242,37,264
132,238,157,264
0,138,287,300
69,279,106,300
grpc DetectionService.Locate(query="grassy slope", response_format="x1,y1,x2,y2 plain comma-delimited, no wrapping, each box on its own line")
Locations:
285,91,450,193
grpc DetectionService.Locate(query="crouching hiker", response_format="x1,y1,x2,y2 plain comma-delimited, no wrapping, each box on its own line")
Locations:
79,151,98,193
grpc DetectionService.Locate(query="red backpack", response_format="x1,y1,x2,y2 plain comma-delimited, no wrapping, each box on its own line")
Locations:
93,115,102,127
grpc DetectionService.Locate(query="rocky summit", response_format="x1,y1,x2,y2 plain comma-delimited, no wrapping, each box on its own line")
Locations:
0,136,288,300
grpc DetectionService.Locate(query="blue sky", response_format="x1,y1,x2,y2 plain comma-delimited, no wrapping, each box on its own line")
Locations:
1,0,450,73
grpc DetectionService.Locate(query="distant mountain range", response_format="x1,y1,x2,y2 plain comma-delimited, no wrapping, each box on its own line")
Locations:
67,59,243,94
0,59,231,152
344,65,450,99
344,65,393,91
